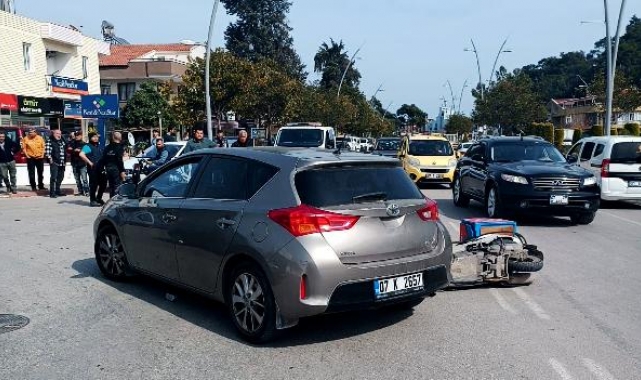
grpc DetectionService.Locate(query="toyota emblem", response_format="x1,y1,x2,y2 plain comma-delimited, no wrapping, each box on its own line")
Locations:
386,204,401,217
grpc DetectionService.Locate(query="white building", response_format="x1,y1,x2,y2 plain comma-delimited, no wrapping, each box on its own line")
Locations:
426,103,453,132
0,10,110,130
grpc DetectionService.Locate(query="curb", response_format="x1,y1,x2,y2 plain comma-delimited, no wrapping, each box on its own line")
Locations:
0,187,75,199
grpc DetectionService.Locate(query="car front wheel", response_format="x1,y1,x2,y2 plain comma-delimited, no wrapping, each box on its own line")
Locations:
227,263,277,343
571,212,596,225
95,227,131,281
486,186,502,218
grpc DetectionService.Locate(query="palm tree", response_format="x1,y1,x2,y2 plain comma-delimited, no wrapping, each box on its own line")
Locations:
313,39,361,90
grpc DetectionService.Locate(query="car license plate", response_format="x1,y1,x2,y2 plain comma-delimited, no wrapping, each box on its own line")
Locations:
374,273,423,299
427,173,443,179
550,194,569,205
629,181,641,187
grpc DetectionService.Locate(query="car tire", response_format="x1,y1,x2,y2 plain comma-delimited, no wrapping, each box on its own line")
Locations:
571,212,596,225
452,177,470,207
95,226,132,281
227,263,277,344
485,186,502,218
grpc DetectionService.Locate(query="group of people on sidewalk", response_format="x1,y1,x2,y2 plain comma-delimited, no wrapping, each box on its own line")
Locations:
0,125,254,204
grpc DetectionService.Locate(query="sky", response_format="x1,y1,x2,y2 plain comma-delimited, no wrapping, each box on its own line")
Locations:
14,0,641,118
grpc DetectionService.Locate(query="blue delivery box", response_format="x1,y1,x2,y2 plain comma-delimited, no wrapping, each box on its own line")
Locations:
459,218,518,242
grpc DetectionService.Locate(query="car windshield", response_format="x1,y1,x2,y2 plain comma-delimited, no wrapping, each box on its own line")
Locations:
276,129,323,147
611,141,641,163
375,139,400,151
490,142,566,163
295,165,424,207
140,144,181,159
408,140,453,156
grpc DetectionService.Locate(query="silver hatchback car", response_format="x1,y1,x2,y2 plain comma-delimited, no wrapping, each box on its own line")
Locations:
94,147,452,342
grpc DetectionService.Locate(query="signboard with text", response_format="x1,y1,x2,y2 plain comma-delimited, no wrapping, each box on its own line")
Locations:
64,101,83,119
51,76,89,95
81,95,119,119
17,96,64,117
0,93,18,111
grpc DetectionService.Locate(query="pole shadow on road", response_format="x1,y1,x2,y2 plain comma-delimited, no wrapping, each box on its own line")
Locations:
71,258,415,347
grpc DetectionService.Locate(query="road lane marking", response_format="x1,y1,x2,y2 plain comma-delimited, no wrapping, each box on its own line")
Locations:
512,288,551,320
548,358,575,380
489,288,518,315
600,211,641,227
582,358,617,380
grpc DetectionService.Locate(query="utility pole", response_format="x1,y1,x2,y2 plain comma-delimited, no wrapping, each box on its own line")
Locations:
205,0,220,140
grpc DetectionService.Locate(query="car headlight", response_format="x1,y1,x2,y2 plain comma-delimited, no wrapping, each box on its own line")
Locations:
583,176,597,186
408,157,421,167
501,174,528,185
448,158,458,167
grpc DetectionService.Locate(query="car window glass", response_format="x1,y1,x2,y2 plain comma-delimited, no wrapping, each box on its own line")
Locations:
192,158,249,200
408,140,453,156
580,142,595,160
593,144,605,158
142,159,201,198
247,163,279,198
467,144,484,159
611,141,641,163
567,142,582,158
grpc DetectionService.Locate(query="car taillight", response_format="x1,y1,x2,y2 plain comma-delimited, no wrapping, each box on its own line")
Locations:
268,204,360,237
417,199,439,221
601,159,610,178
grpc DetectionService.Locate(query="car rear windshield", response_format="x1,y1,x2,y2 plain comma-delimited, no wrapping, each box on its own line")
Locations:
611,141,641,163
376,139,400,151
295,164,424,208
277,129,323,147
490,142,565,163
409,140,453,156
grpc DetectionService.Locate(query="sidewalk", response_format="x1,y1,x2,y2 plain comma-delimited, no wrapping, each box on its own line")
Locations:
0,185,75,199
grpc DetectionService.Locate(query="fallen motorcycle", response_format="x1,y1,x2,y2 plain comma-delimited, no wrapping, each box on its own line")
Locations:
448,220,544,287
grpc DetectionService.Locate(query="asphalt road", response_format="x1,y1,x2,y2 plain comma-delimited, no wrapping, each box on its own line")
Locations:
1,191,640,380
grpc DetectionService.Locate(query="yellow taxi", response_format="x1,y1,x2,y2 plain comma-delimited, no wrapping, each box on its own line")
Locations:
398,133,458,188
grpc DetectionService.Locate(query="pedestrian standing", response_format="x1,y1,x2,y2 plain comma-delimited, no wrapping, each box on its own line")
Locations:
151,129,160,146
102,132,126,198
231,130,253,147
164,127,177,142
0,129,20,194
79,132,106,207
22,128,46,191
216,131,227,147
68,130,89,196
183,126,216,153
45,129,67,198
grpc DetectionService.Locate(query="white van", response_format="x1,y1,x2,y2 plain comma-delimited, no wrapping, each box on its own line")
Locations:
336,135,360,151
274,124,337,149
567,136,641,201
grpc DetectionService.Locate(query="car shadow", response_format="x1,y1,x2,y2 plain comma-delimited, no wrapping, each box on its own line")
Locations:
433,198,577,228
600,200,641,210
71,258,415,347
57,199,91,206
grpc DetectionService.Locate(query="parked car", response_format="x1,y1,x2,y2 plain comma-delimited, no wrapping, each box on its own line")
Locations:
372,137,401,158
359,138,374,153
456,142,474,158
453,137,600,224
566,136,641,201
123,141,186,182
398,134,458,187
336,135,360,151
274,123,337,149
94,148,452,342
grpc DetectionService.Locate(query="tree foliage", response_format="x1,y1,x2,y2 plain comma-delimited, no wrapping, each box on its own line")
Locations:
120,82,176,129
396,104,427,128
446,114,474,135
221,0,306,81
313,39,361,91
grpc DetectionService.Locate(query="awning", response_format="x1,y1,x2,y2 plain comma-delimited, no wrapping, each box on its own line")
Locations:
0,93,18,111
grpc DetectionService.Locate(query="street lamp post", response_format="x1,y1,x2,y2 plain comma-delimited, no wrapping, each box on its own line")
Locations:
605,0,628,136
205,0,221,140
489,38,512,84
337,43,364,98
465,39,484,101
458,79,469,114
158,111,163,136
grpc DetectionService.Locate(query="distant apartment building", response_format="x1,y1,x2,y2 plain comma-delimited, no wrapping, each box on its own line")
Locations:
0,10,110,131
99,43,206,106
548,96,641,130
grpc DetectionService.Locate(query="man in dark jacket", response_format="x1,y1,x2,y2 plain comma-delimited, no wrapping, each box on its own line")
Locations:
101,132,126,198
231,130,252,147
0,129,20,194
183,126,216,153
79,132,107,207
68,130,89,196
45,129,67,198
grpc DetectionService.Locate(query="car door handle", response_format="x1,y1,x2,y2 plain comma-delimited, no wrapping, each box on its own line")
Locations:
161,213,177,224
216,217,236,229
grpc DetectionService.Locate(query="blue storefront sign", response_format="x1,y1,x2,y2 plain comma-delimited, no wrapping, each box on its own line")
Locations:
51,76,89,95
81,94,119,119
64,101,83,119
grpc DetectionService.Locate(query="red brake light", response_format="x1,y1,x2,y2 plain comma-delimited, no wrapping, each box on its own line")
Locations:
601,159,610,178
417,199,439,221
268,204,360,237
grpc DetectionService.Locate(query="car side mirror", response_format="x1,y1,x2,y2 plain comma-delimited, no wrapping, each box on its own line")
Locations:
471,154,484,162
566,155,578,164
117,183,138,198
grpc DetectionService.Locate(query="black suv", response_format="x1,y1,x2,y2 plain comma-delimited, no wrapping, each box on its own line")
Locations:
452,137,600,224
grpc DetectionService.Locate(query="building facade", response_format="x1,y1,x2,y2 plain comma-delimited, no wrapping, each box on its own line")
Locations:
0,10,110,131
548,96,641,130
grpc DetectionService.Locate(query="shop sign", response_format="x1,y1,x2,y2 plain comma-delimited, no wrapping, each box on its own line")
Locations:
51,76,89,95
81,95,119,119
0,93,18,111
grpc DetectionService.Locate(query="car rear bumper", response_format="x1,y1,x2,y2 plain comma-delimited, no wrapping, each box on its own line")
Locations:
267,223,452,322
601,178,641,201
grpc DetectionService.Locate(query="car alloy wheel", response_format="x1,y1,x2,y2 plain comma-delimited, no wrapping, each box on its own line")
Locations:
453,177,470,207
231,273,266,334
96,229,129,280
487,187,498,218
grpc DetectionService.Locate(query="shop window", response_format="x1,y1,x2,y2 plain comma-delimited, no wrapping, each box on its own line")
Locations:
101,85,111,95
